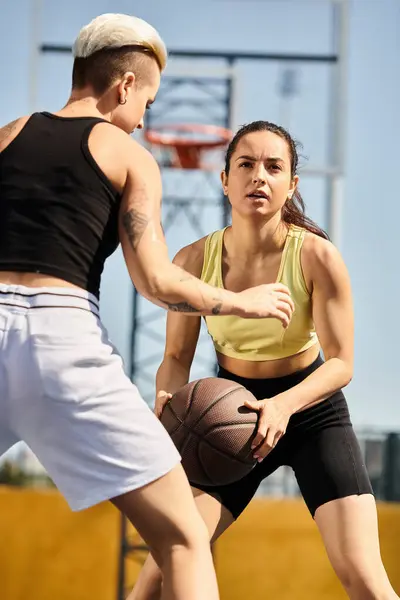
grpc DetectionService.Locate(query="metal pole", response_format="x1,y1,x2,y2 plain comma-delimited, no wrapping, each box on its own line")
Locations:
278,67,298,131
28,0,43,112
129,289,139,381
40,44,338,64
222,58,236,227
227,62,241,134
327,0,349,246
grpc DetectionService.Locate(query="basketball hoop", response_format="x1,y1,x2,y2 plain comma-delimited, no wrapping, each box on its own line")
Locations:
144,123,232,170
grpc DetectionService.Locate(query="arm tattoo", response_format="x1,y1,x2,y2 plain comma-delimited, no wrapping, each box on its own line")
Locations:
211,300,222,315
175,267,223,314
160,299,222,314
159,300,200,313
0,119,19,144
211,290,223,315
159,296,222,315
122,209,149,250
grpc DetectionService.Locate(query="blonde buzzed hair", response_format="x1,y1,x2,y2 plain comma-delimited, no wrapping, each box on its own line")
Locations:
72,13,167,94
73,13,167,69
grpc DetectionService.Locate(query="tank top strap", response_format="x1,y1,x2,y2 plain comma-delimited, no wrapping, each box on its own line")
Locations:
282,224,309,294
201,228,227,287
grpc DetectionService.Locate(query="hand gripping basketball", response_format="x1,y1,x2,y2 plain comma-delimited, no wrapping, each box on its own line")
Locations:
155,390,172,419
234,283,295,326
244,396,292,460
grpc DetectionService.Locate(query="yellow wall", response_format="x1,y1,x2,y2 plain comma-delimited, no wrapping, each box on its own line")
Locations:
216,498,400,600
1,488,399,600
0,487,120,600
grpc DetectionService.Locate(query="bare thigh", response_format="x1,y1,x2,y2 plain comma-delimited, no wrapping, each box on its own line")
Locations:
315,494,397,598
192,486,235,543
112,465,211,563
127,485,235,600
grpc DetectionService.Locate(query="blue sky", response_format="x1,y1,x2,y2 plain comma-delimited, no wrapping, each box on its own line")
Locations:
0,0,399,430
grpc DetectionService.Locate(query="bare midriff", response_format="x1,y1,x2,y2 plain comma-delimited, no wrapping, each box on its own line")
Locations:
0,271,82,290
217,343,320,379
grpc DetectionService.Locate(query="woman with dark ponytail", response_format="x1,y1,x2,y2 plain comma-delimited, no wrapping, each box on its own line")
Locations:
224,120,329,239
132,121,398,600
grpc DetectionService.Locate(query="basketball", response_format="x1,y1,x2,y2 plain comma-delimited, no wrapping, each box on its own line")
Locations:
160,377,259,487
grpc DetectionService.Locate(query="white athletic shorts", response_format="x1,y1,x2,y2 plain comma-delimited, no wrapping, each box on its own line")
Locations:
0,284,181,511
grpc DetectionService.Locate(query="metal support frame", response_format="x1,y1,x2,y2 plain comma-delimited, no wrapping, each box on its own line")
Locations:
38,3,349,597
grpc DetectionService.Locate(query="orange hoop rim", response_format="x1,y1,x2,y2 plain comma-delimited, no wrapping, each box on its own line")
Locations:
144,123,232,149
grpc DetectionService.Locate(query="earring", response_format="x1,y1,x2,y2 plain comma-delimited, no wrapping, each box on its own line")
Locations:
119,97,127,105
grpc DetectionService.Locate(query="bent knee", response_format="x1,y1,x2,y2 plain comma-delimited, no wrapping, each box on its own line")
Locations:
151,516,210,559
335,561,391,600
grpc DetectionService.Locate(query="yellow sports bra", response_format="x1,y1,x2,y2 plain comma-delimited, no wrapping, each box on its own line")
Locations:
201,224,318,361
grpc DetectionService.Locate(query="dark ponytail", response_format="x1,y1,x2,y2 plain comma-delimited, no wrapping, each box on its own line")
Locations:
224,121,329,240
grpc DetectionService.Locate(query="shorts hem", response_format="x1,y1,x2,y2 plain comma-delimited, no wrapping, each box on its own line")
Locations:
189,484,238,521
311,489,375,518
67,457,182,512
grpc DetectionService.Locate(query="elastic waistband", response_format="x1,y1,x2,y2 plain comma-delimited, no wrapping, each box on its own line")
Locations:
218,354,324,388
0,284,99,316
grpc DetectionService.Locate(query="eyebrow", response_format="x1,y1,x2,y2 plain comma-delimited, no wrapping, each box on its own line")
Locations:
236,155,284,163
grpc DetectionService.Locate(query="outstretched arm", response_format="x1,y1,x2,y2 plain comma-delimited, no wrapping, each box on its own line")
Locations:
119,138,294,322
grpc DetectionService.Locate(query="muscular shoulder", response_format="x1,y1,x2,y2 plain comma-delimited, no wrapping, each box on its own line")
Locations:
301,231,349,293
89,123,159,192
0,116,30,151
173,237,208,278
91,122,155,164
302,231,339,266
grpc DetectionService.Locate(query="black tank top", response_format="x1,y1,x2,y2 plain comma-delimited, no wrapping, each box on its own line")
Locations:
0,112,121,298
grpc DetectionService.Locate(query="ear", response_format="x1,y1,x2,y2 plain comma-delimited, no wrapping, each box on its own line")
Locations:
117,71,136,101
220,170,229,195
287,174,299,200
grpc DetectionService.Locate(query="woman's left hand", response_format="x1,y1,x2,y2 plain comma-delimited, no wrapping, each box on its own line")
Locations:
243,396,292,461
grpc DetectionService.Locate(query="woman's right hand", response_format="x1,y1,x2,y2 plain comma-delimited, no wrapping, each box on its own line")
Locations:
154,390,173,419
234,283,295,327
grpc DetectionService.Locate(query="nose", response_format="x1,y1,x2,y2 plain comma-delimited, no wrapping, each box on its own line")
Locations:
252,164,267,185
137,118,144,130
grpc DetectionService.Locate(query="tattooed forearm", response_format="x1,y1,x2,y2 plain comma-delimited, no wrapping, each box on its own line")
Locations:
122,209,149,250
159,297,222,315
159,300,200,313
174,267,223,314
